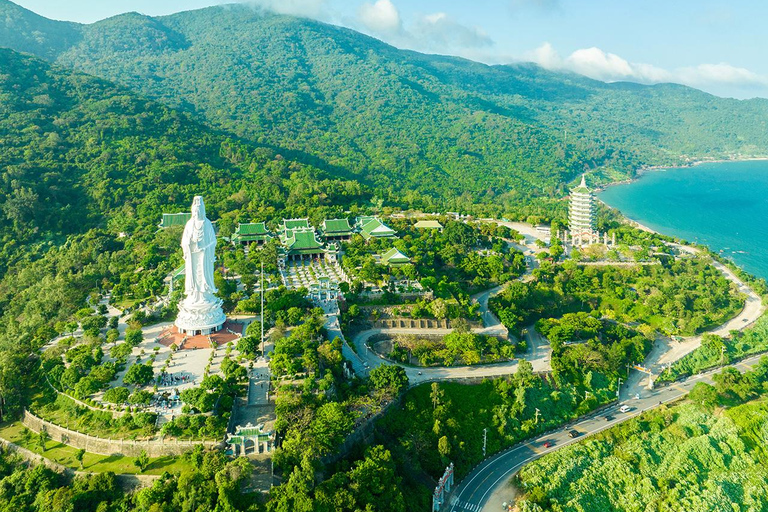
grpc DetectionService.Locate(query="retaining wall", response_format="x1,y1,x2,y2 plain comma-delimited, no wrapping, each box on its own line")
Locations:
22,410,224,458
0,439,160,489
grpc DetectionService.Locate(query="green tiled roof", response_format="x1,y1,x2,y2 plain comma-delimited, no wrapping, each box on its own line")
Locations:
237,222,269,235
281,228,325,254
322,218,353,234
232,222,272,242
381,247,410,265
355,216,377,228
414,220,443,229
360,218,397,239
159,212,191,228
282,218,310,230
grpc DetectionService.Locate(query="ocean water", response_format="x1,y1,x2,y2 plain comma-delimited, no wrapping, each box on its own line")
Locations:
598,160,768,279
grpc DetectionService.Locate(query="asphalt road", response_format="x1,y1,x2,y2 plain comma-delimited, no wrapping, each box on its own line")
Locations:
448,352,768,512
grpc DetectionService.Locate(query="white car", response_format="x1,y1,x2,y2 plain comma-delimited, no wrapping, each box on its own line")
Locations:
619,405,631,413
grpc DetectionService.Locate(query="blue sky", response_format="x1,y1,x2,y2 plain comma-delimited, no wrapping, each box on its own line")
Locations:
14,0,768,99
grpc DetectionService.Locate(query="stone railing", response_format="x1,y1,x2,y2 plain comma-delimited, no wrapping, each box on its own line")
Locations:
22,410,224,458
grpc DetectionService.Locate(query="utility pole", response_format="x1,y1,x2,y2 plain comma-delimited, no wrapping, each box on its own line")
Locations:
721,345,726,366
260,262,265,356
534,408,540,424
483,428,487,457
617,377,622,399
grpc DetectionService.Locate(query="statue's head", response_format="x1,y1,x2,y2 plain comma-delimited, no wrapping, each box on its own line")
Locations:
191,196,206,220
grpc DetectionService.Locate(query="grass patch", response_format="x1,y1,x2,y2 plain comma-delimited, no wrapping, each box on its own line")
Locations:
0,421,195,475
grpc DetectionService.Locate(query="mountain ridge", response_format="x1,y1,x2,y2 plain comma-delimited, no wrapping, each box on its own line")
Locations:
1,1,767,216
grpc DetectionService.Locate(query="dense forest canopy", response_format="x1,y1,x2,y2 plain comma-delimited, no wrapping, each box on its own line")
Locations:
1,1,767,217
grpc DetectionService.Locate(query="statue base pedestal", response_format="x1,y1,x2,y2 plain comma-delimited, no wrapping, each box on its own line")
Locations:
175,297,226,336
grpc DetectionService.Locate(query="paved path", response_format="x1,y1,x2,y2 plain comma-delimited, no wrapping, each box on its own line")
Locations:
449,351,768,512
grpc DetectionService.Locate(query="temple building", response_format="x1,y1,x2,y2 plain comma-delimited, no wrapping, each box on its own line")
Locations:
281,218,311,231
414,220,443,231
569,175,597,246
159,212,191,229
356,216,397,240
279,226,339,262
321,218,354,241
231,222,272,246
380,247,411,267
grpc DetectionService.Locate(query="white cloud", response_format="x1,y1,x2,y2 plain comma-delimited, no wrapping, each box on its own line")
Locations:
678,63,766,87
245,0,329,19
414,12,493,50
565,47,635,80
529,42,768,96
359,0,402,34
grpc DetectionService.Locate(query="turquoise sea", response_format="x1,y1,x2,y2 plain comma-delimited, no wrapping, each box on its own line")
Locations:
598,160,768,279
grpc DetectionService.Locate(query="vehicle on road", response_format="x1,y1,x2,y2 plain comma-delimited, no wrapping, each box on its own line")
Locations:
604,415,613,421
620,405,631,413
567,430,580,438
417,371,422,375
543,440,554,448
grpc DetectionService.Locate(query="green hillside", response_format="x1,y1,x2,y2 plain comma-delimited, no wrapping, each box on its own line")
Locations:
0,47,369,339
2,1,767,215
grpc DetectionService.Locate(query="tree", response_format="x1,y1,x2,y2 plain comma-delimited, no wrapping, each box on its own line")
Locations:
688,382,719,410
38,428,51,452
246,320,262,338
103,386,130,404
134,450,150,473
431,382,444,410
125,328,143,347
237,335,260,357
438,435,451,459
430,298,448,320
369,365,408,396
123,364,154,387
75,448,85,469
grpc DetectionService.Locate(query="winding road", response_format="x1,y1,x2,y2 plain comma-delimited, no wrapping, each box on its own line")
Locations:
324,219,764,512
450,351,768,512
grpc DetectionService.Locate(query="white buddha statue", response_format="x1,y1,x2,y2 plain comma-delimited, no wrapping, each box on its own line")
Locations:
175,196,226,335
181,196,218,304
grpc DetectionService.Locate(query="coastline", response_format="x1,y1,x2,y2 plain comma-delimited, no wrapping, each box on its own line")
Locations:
597,155,768,238
595,155,768,194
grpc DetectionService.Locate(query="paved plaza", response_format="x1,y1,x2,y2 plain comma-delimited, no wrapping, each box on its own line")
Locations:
281,259,349,290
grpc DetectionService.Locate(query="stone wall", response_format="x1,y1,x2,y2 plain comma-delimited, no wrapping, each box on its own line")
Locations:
371,317,483,330
0,438,160,489
22,410,224,458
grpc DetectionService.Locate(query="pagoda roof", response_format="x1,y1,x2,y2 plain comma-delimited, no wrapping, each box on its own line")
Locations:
322,218,353,234
359,217,397,239
232,222,272,242
159,212,191,228
281,228,325,254
282,218,310,231
236,222,269,235
381,247,410,265
414,220,443,229
571,174,592,194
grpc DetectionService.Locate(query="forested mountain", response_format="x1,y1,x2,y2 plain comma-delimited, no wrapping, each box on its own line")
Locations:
2,1,767,214
0,47,370,338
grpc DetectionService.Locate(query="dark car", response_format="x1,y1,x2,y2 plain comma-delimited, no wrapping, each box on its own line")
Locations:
604,415,614,421
568,429,581,438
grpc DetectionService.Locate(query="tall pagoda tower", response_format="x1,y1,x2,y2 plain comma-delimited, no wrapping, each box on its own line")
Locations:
569,175,595,245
